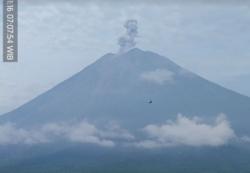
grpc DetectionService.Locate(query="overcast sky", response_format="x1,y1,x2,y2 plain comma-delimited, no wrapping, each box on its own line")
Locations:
0,1,249,114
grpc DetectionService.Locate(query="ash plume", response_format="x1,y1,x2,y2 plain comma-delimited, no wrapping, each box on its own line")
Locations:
118,20,138,53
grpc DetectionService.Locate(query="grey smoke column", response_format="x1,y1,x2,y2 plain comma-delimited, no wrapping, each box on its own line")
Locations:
118,20,138,53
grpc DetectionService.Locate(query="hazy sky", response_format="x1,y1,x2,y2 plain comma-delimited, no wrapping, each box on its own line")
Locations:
0,1,249,114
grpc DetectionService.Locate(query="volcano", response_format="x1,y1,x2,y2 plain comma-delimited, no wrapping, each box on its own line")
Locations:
1,48,250,134
1,48,250,173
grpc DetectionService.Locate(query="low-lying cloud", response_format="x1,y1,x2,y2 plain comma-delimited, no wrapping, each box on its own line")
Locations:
0,121,134,147
240,136,250,143
135,114,235,148
42,121,115,147
0,114,239,148
141,69,175,85
0,123,48,145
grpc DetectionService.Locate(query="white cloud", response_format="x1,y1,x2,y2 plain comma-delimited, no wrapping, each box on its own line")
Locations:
42,121,115,147
136,114,235,148
99,121,135,140
240,136,250,143
0,120,134,147
0,123,48,145
0,115,238,148
141,69,175,85
65,121,115,147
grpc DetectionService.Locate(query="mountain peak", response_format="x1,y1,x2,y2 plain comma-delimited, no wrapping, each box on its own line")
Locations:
115,47,144,56
126,47,143,54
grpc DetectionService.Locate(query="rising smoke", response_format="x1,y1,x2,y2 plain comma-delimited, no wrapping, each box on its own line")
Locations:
118,19,138,53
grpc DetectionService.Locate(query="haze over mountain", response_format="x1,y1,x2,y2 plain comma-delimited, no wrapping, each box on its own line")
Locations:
0,48,250,136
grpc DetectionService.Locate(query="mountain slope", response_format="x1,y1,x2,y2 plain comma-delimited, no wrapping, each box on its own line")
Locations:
1,48,250,134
